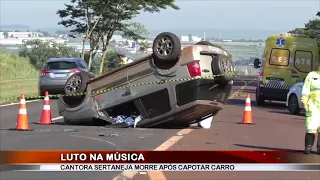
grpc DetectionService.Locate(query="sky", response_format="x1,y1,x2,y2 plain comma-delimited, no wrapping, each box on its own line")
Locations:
0,0,319,32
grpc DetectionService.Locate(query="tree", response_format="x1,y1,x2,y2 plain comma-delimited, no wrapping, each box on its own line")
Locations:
57,0,111,69
55,30,69,35
288,14,320,46
42,31,50,37
3,32,8,38
138,40,149,52
188,34,193,42
95,1,178,74
102,50,122,73
57,0,179,74
19,40,78,69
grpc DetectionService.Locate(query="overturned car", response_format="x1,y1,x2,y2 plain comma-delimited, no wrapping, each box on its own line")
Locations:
57,32,235,128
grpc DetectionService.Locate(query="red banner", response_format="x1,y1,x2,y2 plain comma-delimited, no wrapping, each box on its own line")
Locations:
0,150,314,164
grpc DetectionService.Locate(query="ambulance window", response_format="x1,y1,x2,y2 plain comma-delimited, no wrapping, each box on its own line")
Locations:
294,51,312,73
269,48,290,66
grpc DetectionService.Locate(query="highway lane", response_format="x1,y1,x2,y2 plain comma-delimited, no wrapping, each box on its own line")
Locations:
0,99,61,129
134,80,320,180
0,77,250,180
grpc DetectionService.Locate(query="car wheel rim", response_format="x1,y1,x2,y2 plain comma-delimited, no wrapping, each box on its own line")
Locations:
65,76,82,94
220,58,233,74
156,37,173,56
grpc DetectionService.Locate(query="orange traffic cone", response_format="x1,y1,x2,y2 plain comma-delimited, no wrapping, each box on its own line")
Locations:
238,94,255,125
10,94,33,131
36,91,54,125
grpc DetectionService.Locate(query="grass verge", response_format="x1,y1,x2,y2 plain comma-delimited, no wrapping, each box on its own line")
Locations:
0,51,39,104
0,79,39,105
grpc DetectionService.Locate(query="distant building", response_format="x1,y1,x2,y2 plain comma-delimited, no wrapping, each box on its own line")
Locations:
7,32,44,38
180,35,202,42
0,37,67,45
0,38,23,45
111,35,124,42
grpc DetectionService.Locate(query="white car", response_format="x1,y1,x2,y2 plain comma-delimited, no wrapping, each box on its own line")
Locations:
286,82,304,115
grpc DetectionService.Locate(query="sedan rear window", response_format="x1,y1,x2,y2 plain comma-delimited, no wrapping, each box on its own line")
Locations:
46,61,77,70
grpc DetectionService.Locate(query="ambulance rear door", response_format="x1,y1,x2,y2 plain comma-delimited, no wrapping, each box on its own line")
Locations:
264,47,292,88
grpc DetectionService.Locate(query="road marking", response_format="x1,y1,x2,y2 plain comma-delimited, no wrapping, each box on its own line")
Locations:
52,116,63,121
112,79,255,180
0,100,40,107
177,129,193,136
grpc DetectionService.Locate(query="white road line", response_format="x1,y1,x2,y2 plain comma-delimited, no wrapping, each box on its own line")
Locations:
0,100,40,107
52,116,63,121
112,78,256,180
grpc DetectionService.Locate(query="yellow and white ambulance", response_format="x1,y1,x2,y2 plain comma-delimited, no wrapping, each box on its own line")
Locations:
253,33,320,105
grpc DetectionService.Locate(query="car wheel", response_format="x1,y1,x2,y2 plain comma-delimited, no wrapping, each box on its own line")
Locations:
256,88,264,106
211,54,235,84
195,41,234,84
64,72,90,95
152,32,181,69
288,94,301,115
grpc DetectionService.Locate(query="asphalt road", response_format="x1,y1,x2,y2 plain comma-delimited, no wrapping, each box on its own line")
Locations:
135,78,320,180
2,76,318,180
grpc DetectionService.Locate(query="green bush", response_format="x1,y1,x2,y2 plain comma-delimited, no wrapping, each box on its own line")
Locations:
0,51,38,80
19,40,78,70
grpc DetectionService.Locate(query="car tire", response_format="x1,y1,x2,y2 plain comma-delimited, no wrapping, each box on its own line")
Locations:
195,41,235,84
256,88,265,106
152,32,181,68
288,94,301,115
211,54,235,84
64,72,90,95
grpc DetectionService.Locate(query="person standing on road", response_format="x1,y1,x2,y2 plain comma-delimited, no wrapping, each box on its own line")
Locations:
301,63,320,154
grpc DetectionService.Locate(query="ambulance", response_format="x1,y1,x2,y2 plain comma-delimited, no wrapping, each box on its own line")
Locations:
253,33,320,105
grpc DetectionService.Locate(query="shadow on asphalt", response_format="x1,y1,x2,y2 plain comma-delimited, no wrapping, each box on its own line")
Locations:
240,89,256,94
234,144,298,151
268,110,305,117
50,119,191,130
49,119,109,126
233,144,320,155
227,99,287,109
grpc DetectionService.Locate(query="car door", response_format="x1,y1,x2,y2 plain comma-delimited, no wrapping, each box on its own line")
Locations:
92,67,133,111
125,60,173,119
294,82,304,108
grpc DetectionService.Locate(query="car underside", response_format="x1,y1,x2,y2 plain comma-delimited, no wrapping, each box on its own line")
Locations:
57,32,235,128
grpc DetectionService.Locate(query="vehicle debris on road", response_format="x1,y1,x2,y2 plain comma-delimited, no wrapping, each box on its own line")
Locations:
109,115,143,128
